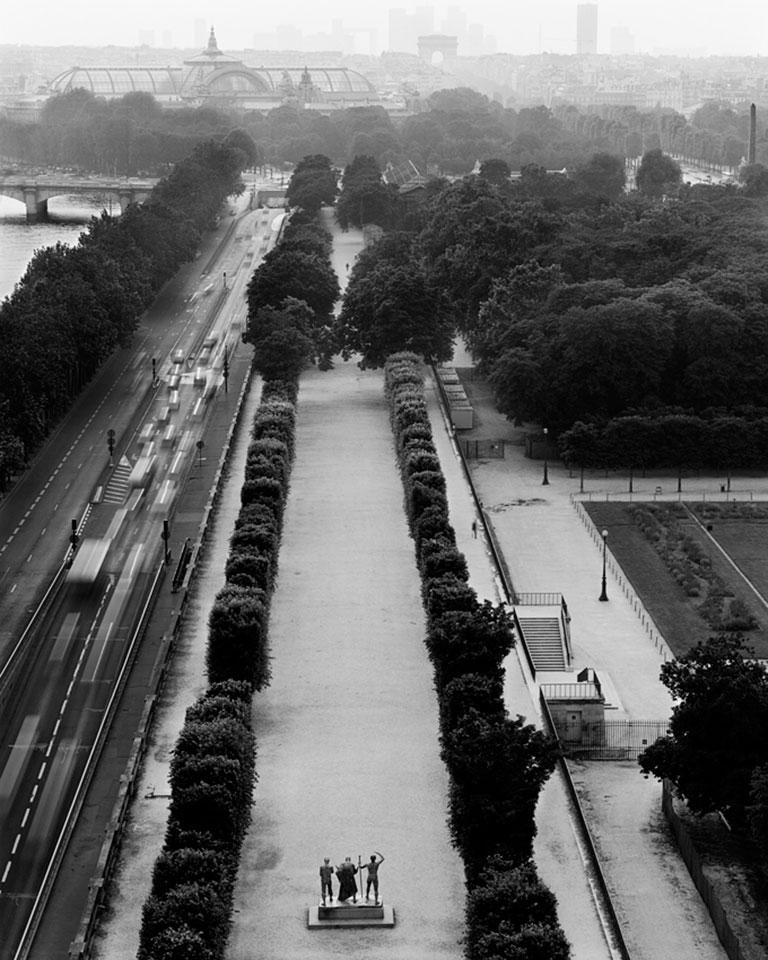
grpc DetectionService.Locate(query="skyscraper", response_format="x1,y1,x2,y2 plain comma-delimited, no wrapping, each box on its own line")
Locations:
388,8,411,51
576,3,598,55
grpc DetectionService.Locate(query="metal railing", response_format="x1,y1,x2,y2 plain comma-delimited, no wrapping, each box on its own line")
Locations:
514,593,572,666
540,682,602,700
662,781,746,960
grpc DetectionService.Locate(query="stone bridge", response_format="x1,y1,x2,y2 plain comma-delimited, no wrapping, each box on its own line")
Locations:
0,174,158,221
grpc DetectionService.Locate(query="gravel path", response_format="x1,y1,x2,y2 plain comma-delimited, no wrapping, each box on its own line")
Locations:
226,360,465,959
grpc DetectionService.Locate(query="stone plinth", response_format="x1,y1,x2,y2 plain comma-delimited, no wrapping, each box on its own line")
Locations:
308,899,395,928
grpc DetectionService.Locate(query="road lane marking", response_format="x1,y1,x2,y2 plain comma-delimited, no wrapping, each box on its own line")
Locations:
12,834,20,854
37,761,46,779
2,861,9,883
21,807,30,827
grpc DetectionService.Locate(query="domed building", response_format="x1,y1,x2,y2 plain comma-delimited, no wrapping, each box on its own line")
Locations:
48,28,381,112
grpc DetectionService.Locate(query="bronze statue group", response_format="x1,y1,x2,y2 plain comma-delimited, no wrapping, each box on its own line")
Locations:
320,852,385,905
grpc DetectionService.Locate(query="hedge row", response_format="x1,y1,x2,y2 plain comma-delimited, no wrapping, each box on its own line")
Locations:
384,352,570,960
138,376,298,960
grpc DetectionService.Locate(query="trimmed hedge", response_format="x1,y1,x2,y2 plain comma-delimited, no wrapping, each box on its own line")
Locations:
138,368,299,959
384,352,568,959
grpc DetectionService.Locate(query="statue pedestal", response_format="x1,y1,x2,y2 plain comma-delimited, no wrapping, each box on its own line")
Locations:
307,899,395,928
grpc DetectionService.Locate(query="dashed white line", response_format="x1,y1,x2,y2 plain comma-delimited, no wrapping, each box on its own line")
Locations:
2,861,10,884
45,741,53,758
12,834,20,855
37,761,46,780
30,784,38,802
26,555,32,563
21,808,30,827
52,718,61,737
10,584,16,593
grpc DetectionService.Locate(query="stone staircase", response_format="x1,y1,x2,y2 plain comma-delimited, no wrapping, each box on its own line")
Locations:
516,616,567,671
102,455,133,505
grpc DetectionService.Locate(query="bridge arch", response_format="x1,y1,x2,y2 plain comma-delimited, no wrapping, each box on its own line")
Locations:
0,177,155,221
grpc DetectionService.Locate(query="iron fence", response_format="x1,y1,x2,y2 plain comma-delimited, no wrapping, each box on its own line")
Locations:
461,438,505,459
559,719,671,760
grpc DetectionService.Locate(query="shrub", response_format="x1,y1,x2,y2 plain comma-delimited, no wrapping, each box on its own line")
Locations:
225,549,272,591
240,476,285,518
440,673,505,739
420,542,469,585
425,573,477,620
207,584,270,689
139,883,229,960
428,603,515,691
402,448,441,476
245,453,289,486
407,481,448,525
413,504,454,553
230,521,279,556
151,847,231,898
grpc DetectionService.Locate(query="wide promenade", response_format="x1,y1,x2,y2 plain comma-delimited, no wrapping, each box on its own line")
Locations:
94,209,729,960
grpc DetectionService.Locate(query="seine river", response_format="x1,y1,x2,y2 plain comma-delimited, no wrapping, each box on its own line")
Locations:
0,196,111,301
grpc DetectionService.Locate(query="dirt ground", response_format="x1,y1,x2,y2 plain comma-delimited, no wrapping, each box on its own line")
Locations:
226,360,466,960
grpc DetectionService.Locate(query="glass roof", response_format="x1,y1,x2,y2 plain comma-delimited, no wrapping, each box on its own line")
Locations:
49,65,376,99
50,67,182,96
256,68,375,94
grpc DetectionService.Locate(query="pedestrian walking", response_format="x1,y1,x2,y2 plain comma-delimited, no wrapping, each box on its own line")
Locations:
471,518,478,538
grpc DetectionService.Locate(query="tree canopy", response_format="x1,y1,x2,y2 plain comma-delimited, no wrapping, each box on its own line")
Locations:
639,635,768,823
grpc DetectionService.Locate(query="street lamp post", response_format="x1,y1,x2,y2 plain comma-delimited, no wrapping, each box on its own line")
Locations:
599,529,609,601
542,427,549,486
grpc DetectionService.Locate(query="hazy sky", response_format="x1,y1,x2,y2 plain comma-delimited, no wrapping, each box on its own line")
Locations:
4,0,767,57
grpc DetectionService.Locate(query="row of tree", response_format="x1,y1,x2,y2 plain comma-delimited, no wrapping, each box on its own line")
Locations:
557,100,766,173
4,86,756,180
246,162,340,377
559,413,768,476
384,352,568,960
0,89,259,176
0,138,248,471
138,376,299,959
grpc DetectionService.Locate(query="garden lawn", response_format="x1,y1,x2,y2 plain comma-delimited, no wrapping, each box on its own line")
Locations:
584,502,768,658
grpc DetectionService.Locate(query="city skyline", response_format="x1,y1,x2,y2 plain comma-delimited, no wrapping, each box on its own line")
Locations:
3,1,768,57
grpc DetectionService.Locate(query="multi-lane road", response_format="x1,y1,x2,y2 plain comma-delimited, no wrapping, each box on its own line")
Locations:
0,184,283,960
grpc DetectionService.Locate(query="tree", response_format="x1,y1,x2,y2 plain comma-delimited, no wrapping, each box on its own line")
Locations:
443,711,558,870
740,163,768,197
337,258,452,368
247,297,316,380
286,153,337,212
479,158,511,185
639,634,768,822
223,128,259,168
635,149,682,197
247,246,339,322
572,152,626,201
336,154,396,229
